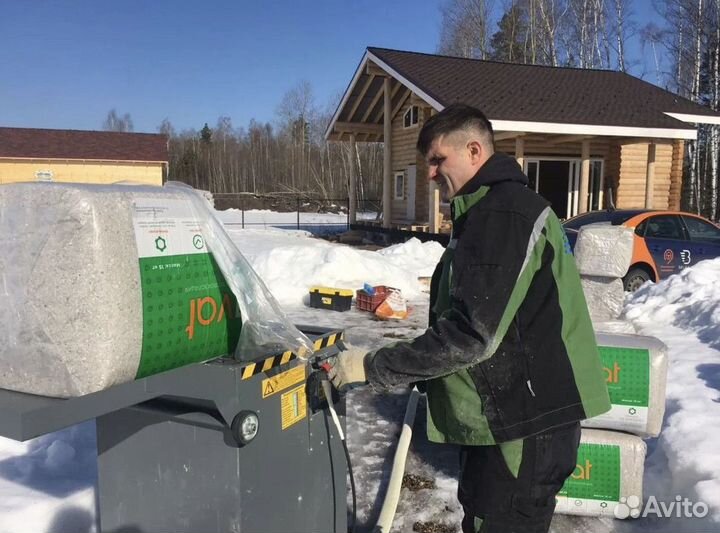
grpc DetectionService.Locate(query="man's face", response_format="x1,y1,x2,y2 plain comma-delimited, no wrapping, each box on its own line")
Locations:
425,134,478,202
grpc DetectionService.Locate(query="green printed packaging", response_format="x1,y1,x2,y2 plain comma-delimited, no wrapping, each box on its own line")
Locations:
582,333,668,437
556,429,646,518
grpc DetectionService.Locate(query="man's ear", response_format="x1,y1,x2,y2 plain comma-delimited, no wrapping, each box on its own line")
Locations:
467,140,484,164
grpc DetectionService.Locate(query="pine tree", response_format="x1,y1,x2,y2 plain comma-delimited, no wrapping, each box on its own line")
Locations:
490,4,528,62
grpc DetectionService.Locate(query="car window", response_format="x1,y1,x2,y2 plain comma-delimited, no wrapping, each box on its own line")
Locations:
635,220,647,237
682,216,720,243
644,215,685,240
563,211,613,230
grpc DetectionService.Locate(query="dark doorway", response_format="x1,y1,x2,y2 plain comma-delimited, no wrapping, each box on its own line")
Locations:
538,160,569,219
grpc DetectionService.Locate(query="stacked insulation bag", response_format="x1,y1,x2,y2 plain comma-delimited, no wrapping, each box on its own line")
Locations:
574,224,636,334
0,181,314,398
555,333,668,518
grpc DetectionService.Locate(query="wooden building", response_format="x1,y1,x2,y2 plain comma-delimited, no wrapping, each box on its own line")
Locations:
0,127,168,186
326,48,720,232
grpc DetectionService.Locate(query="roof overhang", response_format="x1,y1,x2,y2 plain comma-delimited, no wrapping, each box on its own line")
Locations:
326,49,699,142
664,112,720,126
488,120,697,140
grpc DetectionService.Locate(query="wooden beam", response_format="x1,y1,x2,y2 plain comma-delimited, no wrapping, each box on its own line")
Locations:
370,80,403,123
515,137,525,170
494,131,526,141
349,134,357,224
334,122,383,135
383,77,392,228
365,62,387,77
390,88,411,121
361,83,385,123
346,74,376,122
547,134,595,145
578,140,591,215
645,143,656,208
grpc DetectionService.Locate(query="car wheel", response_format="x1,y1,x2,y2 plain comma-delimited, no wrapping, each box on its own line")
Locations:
624,267,651,292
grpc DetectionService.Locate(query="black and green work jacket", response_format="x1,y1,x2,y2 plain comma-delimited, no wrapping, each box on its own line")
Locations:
364,153,611,445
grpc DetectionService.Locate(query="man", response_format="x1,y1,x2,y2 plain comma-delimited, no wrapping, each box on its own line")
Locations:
330,103,610,533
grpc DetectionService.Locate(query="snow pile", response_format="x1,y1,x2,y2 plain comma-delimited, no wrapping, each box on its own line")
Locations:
377,238,445,278
625,258,720,351
625,257,720,519
223,228,444,306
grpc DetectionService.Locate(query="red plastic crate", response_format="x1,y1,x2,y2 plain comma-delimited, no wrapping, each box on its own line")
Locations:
355,285,398,312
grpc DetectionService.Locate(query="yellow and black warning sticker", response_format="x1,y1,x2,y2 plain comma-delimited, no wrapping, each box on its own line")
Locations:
262,365,306,399
238,330,344,381
280,384,307,430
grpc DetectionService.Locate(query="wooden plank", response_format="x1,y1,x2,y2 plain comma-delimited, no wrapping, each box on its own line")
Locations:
346,74,376,122
334,122,383,135
366,62,387,77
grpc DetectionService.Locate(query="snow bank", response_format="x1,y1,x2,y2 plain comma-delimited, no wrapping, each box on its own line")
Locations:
624,257,720,519
224,229,445,306
625,258,720,351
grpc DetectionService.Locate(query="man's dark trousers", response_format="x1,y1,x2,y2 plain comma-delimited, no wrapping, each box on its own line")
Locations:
459,422,581,533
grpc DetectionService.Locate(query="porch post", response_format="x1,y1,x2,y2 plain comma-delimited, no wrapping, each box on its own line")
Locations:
383,77,392,228
349,133,357,224
645,142,656,209
515,136,525,170
428,181,440,233
579,140,591,214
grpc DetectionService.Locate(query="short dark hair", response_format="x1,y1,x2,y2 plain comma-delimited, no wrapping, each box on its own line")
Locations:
416,103,494,155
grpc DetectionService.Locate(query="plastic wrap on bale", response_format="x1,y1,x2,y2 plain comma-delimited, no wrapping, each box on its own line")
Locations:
575,224,635,278
0,181,314,398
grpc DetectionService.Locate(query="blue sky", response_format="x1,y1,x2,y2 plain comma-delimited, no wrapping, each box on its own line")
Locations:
1,0,664,134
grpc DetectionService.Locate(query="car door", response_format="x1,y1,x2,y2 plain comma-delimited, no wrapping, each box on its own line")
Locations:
680,215,720,263
642,214,689,280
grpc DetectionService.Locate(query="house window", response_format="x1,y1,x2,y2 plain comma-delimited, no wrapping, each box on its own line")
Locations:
394,172,405,200
403,106,419,128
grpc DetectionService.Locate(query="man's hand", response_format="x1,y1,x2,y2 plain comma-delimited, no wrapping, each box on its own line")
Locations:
328,346,367,391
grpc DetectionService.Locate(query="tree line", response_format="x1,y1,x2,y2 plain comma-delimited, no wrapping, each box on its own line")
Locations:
104,0,720,220
438,0,720,220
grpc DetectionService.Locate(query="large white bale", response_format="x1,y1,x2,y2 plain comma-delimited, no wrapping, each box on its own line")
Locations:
581,276,625,321
575,224,635,277
582,333,668,437
593,320,637,335
556,429,646,518
0,182,311,398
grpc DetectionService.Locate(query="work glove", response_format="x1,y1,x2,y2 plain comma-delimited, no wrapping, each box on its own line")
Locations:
328,346,368,391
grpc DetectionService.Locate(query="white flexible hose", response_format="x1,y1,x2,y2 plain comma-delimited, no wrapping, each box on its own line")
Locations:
321,379,345,441
375,386,421,533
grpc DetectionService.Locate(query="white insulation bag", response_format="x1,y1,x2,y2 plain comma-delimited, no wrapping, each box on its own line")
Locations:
556,429,646,518
0,182,313,398
582,333,668,437
575,224,635,278
581,276,626,321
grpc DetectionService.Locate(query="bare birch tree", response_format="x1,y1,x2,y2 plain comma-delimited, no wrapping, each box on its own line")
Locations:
438,0,494,58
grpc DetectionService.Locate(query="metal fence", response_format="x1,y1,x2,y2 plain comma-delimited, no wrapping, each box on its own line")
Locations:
214,194,381,236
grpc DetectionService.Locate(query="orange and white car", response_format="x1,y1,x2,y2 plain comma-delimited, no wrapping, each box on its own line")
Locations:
564,209,720,291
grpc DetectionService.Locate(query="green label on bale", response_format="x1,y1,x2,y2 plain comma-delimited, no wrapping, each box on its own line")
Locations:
599,346,650,407
135,252,242,378
559,443,621,502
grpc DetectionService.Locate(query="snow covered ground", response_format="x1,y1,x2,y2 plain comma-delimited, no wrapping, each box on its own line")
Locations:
0,211,719,533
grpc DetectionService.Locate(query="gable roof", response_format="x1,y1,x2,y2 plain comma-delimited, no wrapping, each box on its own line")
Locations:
326,47,720,141
0,127,168,162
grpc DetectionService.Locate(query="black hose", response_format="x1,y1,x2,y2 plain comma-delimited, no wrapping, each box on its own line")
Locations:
341,436,357,533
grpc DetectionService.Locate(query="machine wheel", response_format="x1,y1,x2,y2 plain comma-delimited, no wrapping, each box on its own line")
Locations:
623,267,651,292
